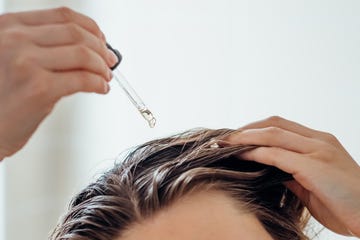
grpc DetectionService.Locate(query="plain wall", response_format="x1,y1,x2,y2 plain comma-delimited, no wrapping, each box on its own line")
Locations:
0,1,5,240
0,167,4,240
2,1,360,239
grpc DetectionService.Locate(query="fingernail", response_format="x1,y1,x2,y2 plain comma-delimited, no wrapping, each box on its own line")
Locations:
108,50,118,67
208,138,220,148
108,69,113,81
104,82,110,94
216,139,232,147
101,32,107,42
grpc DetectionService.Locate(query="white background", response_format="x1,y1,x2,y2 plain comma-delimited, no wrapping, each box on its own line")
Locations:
0,1,6,240
1,1,360,239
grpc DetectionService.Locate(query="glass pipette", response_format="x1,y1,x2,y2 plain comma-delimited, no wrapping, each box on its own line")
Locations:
112,69,156,128
107,43,156,128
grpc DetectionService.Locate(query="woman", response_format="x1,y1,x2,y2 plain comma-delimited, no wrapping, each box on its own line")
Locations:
51,117,360,239
0,8,359,239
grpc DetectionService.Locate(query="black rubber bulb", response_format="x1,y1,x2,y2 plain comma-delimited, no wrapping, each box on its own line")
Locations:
106,43,122,70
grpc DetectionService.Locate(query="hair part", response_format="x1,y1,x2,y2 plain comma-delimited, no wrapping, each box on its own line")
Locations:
50,128,309,240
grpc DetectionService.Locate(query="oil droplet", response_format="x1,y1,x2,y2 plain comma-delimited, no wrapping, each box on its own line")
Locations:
140,109,156,128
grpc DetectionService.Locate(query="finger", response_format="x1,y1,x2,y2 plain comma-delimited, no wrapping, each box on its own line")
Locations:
238,116,343,149
13,7,105,42
284,180,308,202
239,116,316,137
49,70,110,97
222,127,321,153
28,24,117,67
35,45,112,81
241,147,319,193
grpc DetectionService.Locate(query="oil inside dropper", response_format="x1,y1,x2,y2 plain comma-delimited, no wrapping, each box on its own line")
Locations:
139,109,156,128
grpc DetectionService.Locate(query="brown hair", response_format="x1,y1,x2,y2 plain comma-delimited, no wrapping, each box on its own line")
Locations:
50,128,309,240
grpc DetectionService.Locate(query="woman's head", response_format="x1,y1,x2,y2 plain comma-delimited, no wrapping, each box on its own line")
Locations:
50,128,309,240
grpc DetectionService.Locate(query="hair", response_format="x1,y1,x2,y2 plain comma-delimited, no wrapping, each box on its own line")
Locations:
50,128,309,240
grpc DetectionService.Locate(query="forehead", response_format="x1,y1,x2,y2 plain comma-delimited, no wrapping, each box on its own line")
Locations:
119,190,273,240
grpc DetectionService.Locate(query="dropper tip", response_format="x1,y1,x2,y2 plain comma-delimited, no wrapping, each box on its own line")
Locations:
148,117,156,128
140,109,157,128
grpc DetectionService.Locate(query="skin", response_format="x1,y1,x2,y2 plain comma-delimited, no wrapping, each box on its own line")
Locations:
220,116,360,237
120,190,274,240
0,7,359,239
0,7,117,160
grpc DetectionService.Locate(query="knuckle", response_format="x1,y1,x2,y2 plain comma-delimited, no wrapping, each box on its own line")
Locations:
1,29,27,47
76,45,91,61
266,126,283,135
87,18,98,29
314,151,332,163
0,13,13,26
310,142,337,162
266,115,284,125
56,7,74,21
65,23,83,41
97,38,107,53
87,18,102,36
322,132,339,145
